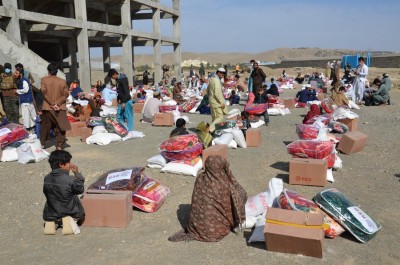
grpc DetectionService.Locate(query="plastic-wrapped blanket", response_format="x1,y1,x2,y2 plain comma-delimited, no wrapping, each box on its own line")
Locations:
160,134,199,152
296,124,319,140
245,104,268,115
0,123,29,148
314,188,382,243
161,143,203,161
132,177,170,213
287,140,334,159
88,167,147,192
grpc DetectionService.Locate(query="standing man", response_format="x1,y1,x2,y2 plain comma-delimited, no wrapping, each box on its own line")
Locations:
208,68,228,132
0,62,19,123
143,70,149,85
15,66,36,131
248,59,256,93
110,69,133,131
331,61,341,92
40,63,71,150
353,57,368,105
199,63,205,80
251,62,267,92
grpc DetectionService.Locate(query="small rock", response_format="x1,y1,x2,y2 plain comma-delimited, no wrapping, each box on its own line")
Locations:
363,122,368,124
27,171,33,175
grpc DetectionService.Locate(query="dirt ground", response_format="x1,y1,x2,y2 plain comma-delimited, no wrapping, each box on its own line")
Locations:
1,71,399,265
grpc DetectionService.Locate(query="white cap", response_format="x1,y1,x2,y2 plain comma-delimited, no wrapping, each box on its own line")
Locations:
306,84,311,88
217,67,226,73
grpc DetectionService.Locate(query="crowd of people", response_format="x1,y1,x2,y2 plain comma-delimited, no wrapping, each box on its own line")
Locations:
0,56,394,240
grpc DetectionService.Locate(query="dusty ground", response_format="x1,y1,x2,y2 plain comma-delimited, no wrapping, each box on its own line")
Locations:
1,73,399,265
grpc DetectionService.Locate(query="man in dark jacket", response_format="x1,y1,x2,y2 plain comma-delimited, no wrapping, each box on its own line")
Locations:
110,69,133,131
43,150,85,235
250,62,267,91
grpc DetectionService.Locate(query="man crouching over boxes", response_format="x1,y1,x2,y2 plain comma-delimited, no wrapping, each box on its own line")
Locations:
43,150,85,235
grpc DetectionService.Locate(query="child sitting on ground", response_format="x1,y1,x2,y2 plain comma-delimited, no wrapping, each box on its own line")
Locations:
239,111,251,138
43,150,85,235
229,90,240,105
170,118,189,137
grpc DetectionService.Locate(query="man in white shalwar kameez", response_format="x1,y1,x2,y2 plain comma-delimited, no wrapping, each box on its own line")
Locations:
352,57,368,104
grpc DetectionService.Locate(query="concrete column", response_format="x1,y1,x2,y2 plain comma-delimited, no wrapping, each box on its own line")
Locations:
68,38,78,83
121,0,133,85
3,0,22,43
173,0,181,80
103,43,111,73
74,0,91,90
57,41,64,72
153,7,161,83
17,0,28,46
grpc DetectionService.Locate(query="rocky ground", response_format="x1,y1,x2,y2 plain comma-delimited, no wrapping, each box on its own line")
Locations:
1,75,399,265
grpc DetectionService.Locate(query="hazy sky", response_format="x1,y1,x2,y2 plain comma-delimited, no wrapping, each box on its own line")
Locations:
177,0,400,53
98,0,400,56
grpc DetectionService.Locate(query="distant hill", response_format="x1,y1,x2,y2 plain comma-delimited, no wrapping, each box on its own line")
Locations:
92,48,397,68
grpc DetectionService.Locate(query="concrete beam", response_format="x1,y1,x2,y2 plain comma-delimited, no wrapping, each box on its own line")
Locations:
132,11,173,20
26,23,74,32
134,0,178,16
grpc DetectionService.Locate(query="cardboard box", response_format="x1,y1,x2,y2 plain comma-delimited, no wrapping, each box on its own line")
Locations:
202,144,228,168
265,208,325,258
66,121,87,137
317,93,325,101
153,113,174,126
283,98,295,109
81,190,133,228
133,103,144,113
246,128,261,147
289,158,327,186
80,127,93,142
336,117,359,131
337,131,368,155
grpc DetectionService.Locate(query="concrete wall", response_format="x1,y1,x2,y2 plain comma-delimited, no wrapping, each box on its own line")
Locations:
0,29,65,89
268,55,400,69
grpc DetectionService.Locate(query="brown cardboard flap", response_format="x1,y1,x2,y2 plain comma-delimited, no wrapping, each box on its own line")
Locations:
85,190,132,195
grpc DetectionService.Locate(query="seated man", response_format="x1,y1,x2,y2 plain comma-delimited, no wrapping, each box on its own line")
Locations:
142,92,162,123
372,76,390,106
69,80,83,100
253,88,270,125
101,84,118,103
296,84,318,103
331,86,350,107
266,83,279,96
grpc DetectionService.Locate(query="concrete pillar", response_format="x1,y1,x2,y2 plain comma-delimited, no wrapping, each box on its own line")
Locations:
121,0,133,85
57,41,64,72
74,0,91,90
153,7,161,84
16,0,28,46
103,43,111,73
3,0,22,43
172,0,181,80
68,38,78,83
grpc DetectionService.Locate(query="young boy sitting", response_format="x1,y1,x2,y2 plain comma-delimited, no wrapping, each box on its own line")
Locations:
229,90,240,105
239,111,251,138
43,150,85,235
170,118,189,137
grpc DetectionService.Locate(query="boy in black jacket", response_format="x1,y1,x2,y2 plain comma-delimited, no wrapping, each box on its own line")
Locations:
43,150,85,235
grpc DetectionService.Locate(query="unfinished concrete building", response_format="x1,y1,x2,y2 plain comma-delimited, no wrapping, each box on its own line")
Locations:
0,0,181,90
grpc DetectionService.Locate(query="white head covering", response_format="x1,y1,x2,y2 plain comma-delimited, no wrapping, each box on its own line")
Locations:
217,67,226,73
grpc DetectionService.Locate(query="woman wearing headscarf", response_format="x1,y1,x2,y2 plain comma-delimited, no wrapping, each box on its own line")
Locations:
302,104,321,124
195,93,211,115
168,155,247,242
195,121,213,149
